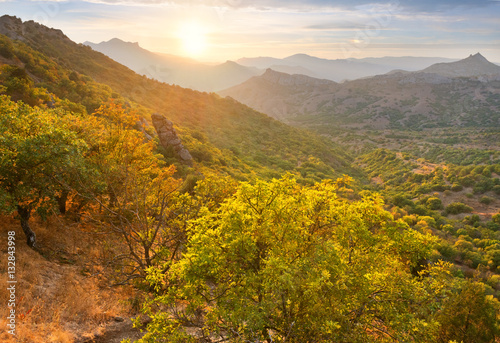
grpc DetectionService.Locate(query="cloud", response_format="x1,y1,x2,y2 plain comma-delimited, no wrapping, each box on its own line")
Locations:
77,0,499,12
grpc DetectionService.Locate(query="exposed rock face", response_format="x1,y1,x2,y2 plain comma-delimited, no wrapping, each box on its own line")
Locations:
0,15,71,44
151,113,193,166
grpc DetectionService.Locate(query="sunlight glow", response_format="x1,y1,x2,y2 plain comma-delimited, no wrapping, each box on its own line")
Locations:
178,21,208,57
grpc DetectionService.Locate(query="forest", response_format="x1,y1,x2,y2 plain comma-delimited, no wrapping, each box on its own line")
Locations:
0,17,499,343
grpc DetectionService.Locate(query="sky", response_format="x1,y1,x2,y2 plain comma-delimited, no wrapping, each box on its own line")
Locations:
1,0,500,63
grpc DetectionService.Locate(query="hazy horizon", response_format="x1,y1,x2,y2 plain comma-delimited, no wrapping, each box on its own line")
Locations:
1,0,499,64
88,37,500,66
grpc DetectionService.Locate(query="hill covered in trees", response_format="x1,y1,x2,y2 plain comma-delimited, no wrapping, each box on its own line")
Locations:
0,15,499,343
220,54,500,130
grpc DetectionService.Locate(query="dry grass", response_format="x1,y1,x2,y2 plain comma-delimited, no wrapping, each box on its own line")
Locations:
0,214,136,343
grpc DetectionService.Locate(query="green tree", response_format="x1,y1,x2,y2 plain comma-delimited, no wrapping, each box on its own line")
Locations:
436,281,500,343
0,95,86,247
426,197,443,210
137,176,441,343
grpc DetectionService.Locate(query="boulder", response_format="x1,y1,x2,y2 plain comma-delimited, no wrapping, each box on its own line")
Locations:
151,113,193,166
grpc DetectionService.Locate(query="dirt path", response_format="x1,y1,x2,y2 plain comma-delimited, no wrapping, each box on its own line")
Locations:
78,318,146,343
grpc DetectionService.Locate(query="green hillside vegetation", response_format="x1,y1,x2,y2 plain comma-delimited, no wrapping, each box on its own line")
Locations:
357,149,500,280
0,30,353,184
0,17,499,343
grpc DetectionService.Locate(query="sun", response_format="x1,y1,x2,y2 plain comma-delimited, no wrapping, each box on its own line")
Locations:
178,22,208,58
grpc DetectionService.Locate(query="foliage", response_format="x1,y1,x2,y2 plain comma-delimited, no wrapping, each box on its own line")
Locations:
436,281,500,343
0,95,87,245
445,202,474,215
137,176,445,343
0,31,356,182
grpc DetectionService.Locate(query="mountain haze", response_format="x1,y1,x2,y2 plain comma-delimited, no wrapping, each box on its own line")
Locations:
85,38,263,92
237,54,458,82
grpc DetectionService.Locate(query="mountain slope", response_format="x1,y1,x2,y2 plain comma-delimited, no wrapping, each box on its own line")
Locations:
220,69,338,122
220,56,500,130
0,15,355,182
85,38,263,92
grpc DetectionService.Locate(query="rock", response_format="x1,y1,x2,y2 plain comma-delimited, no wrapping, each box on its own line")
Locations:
137,117,153,141
151,113,193,166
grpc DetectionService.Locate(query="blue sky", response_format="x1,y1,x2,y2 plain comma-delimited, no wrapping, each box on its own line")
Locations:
1,0,499,62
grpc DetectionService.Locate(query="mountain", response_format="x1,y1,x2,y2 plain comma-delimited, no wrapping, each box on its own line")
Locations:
85,38,263,92
421,53,500,78
219,55,500,130
83,38,198,76
0,15,354,182
237,54,457,82
358,56,458,71
220,69,337,122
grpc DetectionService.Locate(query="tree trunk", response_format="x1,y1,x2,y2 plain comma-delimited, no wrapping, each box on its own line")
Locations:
17,205,36,248
56,189,69,214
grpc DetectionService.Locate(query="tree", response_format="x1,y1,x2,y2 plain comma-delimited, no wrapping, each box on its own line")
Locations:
137,176,442,343
0,95,86,247
77,103,182,282
436,281,500,343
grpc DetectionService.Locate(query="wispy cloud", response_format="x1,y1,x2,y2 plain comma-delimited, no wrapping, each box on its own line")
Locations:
70,0,500,11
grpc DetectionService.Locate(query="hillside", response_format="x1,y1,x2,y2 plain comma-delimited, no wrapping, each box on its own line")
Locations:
85,38,263,92
0,15,354,183
220,57,500,130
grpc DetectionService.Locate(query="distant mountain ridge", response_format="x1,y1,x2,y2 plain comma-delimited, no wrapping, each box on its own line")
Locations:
219,54,500,130
237,54,458,82
86,38,465,89
421,53,500,78
85,38,263,92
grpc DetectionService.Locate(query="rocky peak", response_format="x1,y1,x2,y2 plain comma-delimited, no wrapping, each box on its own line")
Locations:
421,52,500,78
151,114,193,166
0,15,70,43
466,52,488,62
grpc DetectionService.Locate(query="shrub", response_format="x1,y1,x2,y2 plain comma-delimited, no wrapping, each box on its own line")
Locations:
454,239,474,252
426,197,443,210
479,196,494,205
437,242,457,261
445,202,473,215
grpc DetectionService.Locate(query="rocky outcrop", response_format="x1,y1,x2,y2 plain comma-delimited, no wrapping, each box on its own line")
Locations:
0,15,71,44
151,114,193,166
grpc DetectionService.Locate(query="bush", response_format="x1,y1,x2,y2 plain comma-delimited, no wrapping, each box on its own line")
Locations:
441,224,456,234
479,196,494,205
445,202,473,215
493,185,500,195
454,239,474,252
437,242,457,260
464,214,481,226
426,197,443,210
